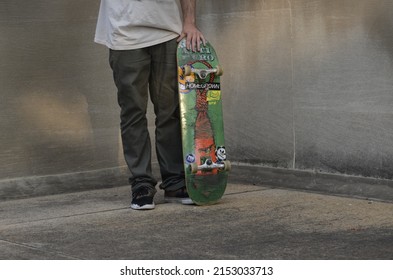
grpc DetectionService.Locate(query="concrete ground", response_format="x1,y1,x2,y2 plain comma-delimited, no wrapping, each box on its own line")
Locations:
0,183,392,260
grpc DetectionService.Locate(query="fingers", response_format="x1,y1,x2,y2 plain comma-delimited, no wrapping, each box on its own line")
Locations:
190,32,206,52
178,24,206,52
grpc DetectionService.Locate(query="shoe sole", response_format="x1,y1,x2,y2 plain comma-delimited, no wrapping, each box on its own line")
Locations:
130,203,155,210
164,197,194,205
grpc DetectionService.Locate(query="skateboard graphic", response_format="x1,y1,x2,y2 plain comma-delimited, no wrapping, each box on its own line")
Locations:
177,38,231,205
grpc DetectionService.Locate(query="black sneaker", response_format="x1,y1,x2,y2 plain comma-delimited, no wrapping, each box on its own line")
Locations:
164,187,194,205
131,186,156,210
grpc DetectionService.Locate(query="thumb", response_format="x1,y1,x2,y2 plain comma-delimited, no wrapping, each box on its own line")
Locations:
177,32,186,42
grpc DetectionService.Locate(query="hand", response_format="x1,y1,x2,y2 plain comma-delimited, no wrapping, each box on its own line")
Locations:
177,22,206,52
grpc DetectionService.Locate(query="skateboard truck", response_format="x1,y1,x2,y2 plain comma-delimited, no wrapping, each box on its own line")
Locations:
183,65,223,79
189,159,231,174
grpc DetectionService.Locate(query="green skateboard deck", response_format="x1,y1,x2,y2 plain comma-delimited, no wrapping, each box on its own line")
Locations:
176,38,231,205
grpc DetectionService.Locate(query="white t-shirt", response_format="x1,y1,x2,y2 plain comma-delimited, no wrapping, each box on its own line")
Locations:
95,0,183,50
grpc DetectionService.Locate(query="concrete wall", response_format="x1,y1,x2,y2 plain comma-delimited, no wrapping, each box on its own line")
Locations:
197,0,393,179
0,1,127,198
1,0,393,199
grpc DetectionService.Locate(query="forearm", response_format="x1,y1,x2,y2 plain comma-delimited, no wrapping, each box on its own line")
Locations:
180,0,196,25
178,0,205,51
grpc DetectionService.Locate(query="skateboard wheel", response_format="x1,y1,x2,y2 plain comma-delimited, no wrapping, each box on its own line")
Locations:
215,65,224,76
183,65,192,76
223,160,231,172
190,162,198,174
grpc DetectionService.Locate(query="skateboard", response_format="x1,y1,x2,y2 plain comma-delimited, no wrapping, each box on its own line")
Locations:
176,38,231,205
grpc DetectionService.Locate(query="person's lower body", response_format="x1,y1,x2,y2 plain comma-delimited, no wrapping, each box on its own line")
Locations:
109,39,192,210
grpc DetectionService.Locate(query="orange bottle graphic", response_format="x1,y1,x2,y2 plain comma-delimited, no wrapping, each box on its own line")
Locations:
194,71,217,175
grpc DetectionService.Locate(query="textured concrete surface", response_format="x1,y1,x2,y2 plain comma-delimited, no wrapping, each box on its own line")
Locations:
1,184,392,260
198,0,393,179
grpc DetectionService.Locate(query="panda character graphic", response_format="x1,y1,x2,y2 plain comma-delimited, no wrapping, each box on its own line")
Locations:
215,146,227,162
